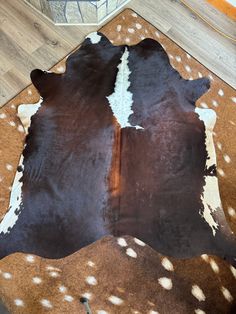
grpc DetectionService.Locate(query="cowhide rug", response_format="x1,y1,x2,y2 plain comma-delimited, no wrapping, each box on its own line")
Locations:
0,9,235,314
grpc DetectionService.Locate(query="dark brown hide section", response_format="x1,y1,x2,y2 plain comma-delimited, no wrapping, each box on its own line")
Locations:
0,35,123,258
0,34,235,264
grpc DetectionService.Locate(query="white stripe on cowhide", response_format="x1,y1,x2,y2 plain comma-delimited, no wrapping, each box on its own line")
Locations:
195,108,221,236
0,98,42,234
107,47,143,130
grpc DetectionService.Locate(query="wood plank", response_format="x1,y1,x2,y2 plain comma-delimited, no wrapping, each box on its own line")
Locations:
0,78,15,105
31,44,67,70
3,68,29,91
0,30,39,77
0,53,12,76
0,8,42,54
183,0,236,39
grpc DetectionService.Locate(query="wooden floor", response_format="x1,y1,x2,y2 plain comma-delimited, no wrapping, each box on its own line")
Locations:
0,0,235,107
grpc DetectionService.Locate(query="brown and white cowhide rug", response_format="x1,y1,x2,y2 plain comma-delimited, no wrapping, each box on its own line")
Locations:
0,32,235,269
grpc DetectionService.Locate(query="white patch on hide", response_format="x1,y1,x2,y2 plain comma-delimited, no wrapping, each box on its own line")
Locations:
0,98,43,235
200,176,220,235
64,295,74,302
158,277,173,290
230,265,236,279
86,276,97,285
81,292,92,300
33,277,42,284
126,247,137,258
40,299,53,308
49,271,60,278
2,272,12,279
228,206,236,217
201,254,209,262
26,255,35,263
59,285,67,293
87,260,95,267
218,89,224,96
191,285,206,301
17,125,24,133
117,237,128,247
221,286,233,302
17,97,43,134
86,32,102,44
107,47,143,130
6,164,13,171
108,295,123,305
161,257,174,272
134,237,145,246
0,155,24,234
14,299,24,307
195,108,221,236
209,258,219,273
195,309,206,314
